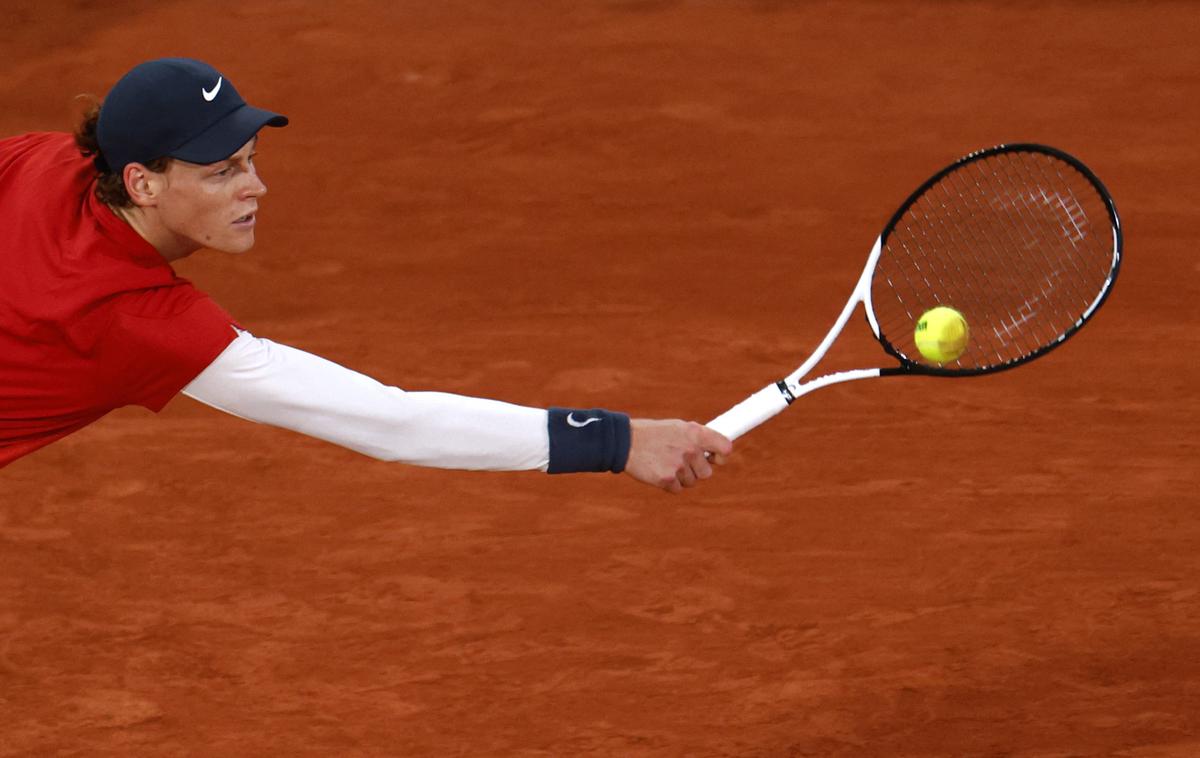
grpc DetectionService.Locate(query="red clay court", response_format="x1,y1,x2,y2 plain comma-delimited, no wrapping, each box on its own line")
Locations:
2,2,1199,755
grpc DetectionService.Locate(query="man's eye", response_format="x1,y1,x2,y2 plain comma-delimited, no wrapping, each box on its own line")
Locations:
214,167,233,177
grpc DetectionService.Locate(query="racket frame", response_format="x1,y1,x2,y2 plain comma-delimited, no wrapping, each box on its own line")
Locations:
706,143,1122,442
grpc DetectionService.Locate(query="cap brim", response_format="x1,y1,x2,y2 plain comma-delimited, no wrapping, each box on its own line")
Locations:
168,104,288,165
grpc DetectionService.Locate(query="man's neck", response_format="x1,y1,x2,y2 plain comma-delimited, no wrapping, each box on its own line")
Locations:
109,205,197,262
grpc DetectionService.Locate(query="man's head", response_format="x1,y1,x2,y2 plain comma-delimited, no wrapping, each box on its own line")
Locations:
78,58,288,259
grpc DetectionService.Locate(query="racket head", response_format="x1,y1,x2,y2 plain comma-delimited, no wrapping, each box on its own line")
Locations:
865,143,1121,377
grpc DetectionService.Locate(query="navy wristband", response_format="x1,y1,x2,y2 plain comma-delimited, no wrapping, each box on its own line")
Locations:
546,407,632,474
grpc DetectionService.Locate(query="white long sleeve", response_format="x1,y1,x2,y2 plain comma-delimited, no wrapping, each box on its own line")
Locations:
182,330,550,471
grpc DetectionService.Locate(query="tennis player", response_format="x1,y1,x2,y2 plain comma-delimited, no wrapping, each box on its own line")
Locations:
0,58,732,492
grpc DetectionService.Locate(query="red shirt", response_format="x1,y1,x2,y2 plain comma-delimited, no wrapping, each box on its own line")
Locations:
0,132,237,467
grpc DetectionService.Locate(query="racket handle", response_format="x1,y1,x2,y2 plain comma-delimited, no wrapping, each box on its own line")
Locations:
706,383,791,441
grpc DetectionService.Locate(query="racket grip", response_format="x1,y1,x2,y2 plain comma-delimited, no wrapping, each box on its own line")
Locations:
706,383,791,441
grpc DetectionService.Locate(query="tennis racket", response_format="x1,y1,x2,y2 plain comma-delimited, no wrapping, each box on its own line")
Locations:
707,143,1122,441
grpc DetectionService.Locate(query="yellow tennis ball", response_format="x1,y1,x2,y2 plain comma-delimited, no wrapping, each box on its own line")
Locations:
914,306,969,363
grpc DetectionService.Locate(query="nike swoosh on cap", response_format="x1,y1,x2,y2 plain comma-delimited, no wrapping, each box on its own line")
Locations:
202,76,223,102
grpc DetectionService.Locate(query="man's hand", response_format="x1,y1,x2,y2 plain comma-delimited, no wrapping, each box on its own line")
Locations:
624,419,733,493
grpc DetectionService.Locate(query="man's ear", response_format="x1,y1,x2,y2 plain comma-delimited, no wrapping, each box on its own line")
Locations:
123,162,165,207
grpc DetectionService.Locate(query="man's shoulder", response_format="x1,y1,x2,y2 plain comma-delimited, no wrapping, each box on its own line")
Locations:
0,131,78,165
0,130,173,333
0,131,90,208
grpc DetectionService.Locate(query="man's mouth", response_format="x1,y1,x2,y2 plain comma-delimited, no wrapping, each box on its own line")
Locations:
233,213,256,225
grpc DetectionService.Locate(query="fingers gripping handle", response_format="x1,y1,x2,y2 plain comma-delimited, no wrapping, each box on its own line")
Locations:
706,383,791,441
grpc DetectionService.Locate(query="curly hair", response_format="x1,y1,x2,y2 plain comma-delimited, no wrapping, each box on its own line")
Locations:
73,97,170,208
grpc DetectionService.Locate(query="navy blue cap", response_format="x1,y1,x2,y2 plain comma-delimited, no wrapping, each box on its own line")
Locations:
96,58,287,173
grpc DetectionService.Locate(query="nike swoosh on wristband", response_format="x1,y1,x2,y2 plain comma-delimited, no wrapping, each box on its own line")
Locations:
566,413,601,428
202,77,223,102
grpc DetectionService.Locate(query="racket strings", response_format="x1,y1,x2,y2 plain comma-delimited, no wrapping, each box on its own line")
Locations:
916,169,1036,357
902,189,1022,364
952,158,1085,350
1000,155,1104,310
997,153,1113,328
872,148,1116,371
942,159,1066,352
890,202,1012,366
943,157,1096,353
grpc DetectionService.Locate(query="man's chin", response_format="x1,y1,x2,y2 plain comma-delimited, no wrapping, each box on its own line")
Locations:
212,236,256,255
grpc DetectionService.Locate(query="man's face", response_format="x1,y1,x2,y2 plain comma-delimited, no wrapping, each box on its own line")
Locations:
153,137,266,255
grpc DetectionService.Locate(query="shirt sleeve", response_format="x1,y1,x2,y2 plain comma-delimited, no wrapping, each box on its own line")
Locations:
181,330,551,471
96,287,239,412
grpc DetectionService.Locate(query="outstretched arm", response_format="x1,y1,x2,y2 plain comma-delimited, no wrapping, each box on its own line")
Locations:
182,330,731,490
